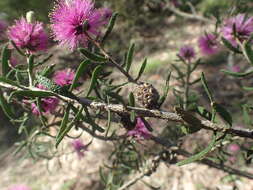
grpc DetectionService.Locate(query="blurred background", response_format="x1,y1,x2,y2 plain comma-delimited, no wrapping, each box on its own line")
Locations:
1,0,253,190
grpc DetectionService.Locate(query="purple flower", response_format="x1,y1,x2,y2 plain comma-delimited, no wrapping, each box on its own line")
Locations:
179,45,196,62
8,17,48,53
50,0,110,50
228,144,240,154
222,14,253,46
10,57,19,67
198,33,220,55
127,117,151,140
30,84,59,115
72,139,87,158
53,68,75,86
8,185,31,190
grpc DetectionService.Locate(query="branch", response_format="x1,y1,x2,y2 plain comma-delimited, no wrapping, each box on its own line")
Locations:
1,81,253,139
165,4,214,24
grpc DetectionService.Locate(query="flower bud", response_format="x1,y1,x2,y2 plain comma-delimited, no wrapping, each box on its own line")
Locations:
26,11,35,23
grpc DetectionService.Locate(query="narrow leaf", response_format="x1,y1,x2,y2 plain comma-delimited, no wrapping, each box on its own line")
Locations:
244,41,253,65
136,58,147,81
56,104,71,148
213,103,232,126
102,12,118,43
221,69,253,77
158,71,171,107
70,60,90,91
0,89,16,119
126,43,135,73
221,37,242,54
9,90,56,102
177,133,216,166
201,72,213,103
79,48,107,62
1,44,11,77
87,65,103,96
0,76,23,88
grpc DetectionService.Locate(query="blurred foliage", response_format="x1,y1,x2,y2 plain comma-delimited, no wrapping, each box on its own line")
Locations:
0,0,52,21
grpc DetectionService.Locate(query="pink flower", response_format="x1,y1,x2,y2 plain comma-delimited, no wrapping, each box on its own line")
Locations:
8,185,31,190
10,57,19,67
228,144,240,153
231,65,240,72
198,33,219,55
127,117,151,140
71,139,88,158
222,14,253,46
53,68,75,86
179,45,196,62
31,84,59,115
50,0,110,50
8,17,48,53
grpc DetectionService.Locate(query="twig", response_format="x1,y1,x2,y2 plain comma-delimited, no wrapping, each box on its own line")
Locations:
165,4,213,23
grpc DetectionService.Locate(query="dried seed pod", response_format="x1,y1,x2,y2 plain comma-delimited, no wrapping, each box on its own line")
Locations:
134,82,159,109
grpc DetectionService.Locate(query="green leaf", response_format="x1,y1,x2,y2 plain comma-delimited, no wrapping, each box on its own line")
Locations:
158,71,171,107
126,43,135,73
38,64,56,77
177,133,217,166
1,44,11,77
221,37,242,54
0,89,16,119
28,54,34,84
201,72,214,103
243,105,251,125
243,86,253,91
128,92,135,107
102,12,118,44
0,76,23,88
79,48,107,62
70,60,90,91
9,90,56,102
244,41,253,65
221,69,253,77
86,65,103,96
136,58,147,81
213,103,232,126
55,104,71,148
196,106,212,120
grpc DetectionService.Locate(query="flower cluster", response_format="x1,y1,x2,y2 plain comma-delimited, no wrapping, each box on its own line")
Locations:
31,84,59,115
53,68,75,86
50,0,111,50
127,117,152,140
71,139,88,158
179,45,196,62
198,33,219,55
222,14,253,46
8,17,48,53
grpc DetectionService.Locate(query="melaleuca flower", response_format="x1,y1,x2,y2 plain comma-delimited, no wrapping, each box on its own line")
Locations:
71,139,88,158
127,117,151,140
8,17,48,53
31,84,59,115
53,68,75,86
8,185,31,190
0,20,7,40
198,33,219,55
50,0,110,50
179,45,196,62
222,14,253,46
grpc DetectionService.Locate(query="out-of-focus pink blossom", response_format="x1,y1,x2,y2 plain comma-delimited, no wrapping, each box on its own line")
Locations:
8,185,31,190
72,139,88,158
127,117,151,140
10,57,19,67
8,17,48,53
228,143,240,153
231,65,240,72
198,33,219,55
53,68,75,86
228,156,237,163
222,14,253,46
30,84,59,115
179,45,196,62
50,0,110,50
